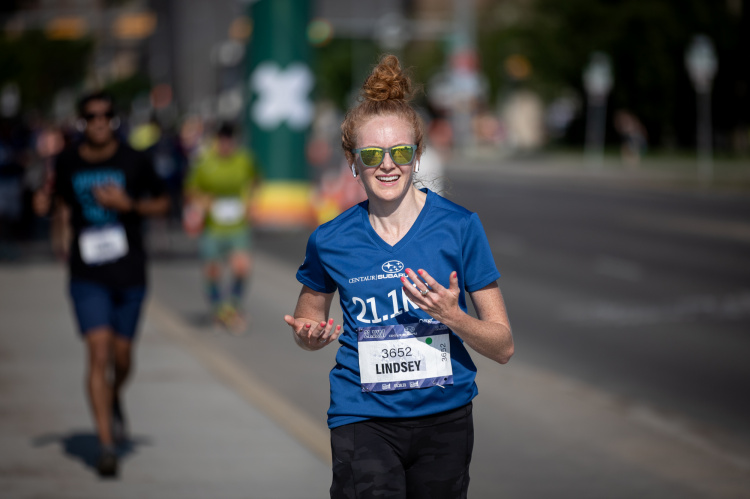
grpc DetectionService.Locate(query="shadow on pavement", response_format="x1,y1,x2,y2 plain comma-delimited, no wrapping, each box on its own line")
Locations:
182,310,214,330
32,430,152,474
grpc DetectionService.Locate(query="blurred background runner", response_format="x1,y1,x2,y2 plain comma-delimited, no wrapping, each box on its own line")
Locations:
33,91,169,477
183,122,261,334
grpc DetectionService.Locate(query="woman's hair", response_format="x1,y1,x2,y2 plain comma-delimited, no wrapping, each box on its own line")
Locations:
341,54,425,166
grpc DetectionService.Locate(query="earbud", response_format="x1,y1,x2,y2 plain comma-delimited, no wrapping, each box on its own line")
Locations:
75,119,87,133
109,116,121,131
414,160,420,173
351,164,357,178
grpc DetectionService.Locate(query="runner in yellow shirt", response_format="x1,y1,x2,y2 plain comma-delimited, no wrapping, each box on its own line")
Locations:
184,123,260,333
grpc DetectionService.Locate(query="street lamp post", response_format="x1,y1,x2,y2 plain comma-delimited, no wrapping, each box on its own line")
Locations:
685,35,718,181
583,52,613,168
449,0,480,152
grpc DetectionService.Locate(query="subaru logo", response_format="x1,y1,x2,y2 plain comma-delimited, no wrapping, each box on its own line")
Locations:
382,260,405,273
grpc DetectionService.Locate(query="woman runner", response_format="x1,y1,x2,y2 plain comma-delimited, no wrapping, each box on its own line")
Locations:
284,54,513,499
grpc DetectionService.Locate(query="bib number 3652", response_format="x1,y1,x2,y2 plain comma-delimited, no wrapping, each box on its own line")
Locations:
358,323,453,393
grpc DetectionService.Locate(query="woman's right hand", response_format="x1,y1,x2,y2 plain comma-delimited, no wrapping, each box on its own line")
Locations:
284,315,342,351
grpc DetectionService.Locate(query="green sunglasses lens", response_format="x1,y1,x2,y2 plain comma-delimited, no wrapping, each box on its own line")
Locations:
359,148,385,167
391,146,415,165
356,145,416,167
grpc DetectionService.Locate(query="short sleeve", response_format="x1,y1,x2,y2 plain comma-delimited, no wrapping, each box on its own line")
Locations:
296,228,337,294
52,153,73,204
462,213,501,292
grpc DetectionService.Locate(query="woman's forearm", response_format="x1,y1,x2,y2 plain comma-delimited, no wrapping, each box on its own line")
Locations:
442,311,514,364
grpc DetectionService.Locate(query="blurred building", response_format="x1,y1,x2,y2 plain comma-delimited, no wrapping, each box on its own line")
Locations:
148,0,241,120
1,0,496,124
2,0,157,117
4,0,155,74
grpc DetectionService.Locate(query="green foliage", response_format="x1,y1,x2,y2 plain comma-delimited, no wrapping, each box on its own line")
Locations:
403,41,446,109
312,39,357,109
101,73,152,112
0,30,93,114
476,0,747,148
313,38,446,113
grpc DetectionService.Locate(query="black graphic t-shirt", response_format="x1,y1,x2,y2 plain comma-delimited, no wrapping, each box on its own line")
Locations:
54,143,165,287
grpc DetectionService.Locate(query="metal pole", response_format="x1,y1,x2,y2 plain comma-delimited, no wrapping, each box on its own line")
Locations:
685,35,717,181
697,89,713,180
584,98,596,163
582,53,612,169
585,97,606,168
451,0,476,152
597,99,608,165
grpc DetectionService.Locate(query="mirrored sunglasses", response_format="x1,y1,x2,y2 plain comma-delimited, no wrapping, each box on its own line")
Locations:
83,111,115,122
352,144,417,168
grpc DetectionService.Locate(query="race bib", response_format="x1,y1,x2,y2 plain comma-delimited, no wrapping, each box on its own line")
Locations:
210,197,245,225
79,225,129,265
358,322,453,393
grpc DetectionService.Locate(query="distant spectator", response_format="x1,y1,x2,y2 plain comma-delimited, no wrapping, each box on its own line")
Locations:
0,118,26,259
614,110,648,167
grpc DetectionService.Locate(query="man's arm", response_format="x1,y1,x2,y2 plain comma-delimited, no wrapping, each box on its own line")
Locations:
93,184,170,217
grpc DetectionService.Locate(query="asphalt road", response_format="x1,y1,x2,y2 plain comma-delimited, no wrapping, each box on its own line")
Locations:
149,166,750,498
448,171,750,438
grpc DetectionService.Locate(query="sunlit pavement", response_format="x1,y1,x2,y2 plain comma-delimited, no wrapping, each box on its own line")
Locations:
0,261,329,499
2,151,750,498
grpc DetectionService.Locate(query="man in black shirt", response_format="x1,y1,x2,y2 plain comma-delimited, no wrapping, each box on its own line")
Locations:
35,92,169,477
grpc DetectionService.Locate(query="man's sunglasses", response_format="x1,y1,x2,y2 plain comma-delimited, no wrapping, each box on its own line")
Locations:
83,111,115,122
352,144,417,168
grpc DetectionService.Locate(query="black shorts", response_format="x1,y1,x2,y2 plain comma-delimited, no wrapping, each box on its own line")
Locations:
330,403,474,499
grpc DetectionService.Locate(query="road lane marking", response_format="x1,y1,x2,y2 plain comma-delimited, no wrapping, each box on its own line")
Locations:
148,300,332,465
478,358,750,483
489,233,527,257
625,212,750,244
560,290,750,325
628,404,750,472
593,255,644,281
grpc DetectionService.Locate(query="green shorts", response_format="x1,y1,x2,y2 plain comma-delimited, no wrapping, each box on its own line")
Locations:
199,228,252,262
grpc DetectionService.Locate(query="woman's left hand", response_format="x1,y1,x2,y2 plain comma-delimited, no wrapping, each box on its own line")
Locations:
401,268,461,325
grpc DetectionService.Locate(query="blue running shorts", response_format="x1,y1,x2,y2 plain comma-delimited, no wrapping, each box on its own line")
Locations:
199,227,252,262
68,280,147,340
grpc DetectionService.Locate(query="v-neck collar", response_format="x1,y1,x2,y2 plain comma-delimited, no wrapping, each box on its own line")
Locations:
360,188,432,253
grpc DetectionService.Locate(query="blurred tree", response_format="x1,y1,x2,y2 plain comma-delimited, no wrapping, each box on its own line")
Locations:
0,0,23,15
403,40,446,109
312,38,443,114
477,0,748,152
101,73,151,112
0,31,93,115
313,39,358,110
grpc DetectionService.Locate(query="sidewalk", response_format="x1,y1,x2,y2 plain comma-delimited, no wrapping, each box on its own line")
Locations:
0,262,330,499
449,149,750,194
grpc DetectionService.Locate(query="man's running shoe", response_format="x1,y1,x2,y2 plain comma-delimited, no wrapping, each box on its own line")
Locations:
112,396,127,444
96,447,118,478
214,303,247,336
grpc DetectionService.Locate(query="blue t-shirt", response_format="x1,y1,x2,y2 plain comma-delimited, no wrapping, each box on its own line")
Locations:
296,189,500,429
